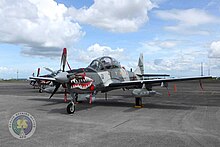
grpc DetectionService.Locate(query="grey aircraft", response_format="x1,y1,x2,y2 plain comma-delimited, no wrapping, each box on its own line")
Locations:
29,68,55,92
30,48,212,114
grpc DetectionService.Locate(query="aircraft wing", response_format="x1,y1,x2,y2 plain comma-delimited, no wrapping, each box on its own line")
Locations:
29,76,56,81
108,76,212,88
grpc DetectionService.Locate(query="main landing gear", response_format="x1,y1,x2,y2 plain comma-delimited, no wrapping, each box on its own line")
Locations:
134,97,144,108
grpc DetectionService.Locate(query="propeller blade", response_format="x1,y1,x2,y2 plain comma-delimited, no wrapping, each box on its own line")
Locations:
49,83,61,99
44,67,54,73
60,48,67,72
67,61,72,71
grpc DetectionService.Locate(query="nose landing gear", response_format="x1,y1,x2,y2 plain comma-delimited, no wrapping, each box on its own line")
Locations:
67,101,75,114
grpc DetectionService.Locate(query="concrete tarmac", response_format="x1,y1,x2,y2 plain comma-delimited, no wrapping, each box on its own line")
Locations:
0,80,220,147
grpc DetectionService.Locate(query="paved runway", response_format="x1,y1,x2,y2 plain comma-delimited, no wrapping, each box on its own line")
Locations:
0,80,220,147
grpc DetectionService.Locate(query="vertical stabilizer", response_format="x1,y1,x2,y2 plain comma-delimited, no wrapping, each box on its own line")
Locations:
134,53,144,75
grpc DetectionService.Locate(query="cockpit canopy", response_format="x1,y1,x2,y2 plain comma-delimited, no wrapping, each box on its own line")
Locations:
88,56,121,71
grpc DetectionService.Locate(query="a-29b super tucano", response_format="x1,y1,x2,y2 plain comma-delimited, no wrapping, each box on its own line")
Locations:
30,48,212,114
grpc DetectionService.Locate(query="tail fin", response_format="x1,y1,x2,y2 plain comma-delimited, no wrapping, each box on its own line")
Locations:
37,68,40,77
134,53,144,75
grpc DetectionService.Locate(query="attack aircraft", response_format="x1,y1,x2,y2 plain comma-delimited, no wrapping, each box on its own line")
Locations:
30,48,211,114
29,68,55,92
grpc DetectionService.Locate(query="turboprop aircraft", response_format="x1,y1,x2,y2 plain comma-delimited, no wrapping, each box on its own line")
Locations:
29,68,41,88
29,61,75,92
30,48,212,114
29,68,55,92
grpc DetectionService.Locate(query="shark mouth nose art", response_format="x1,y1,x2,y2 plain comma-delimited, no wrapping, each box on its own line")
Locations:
70,76,93,89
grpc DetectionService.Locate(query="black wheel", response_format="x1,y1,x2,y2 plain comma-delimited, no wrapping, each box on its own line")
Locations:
67,102,75,114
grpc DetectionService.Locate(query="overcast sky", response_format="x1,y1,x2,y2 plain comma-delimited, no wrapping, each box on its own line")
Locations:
0,0,220,79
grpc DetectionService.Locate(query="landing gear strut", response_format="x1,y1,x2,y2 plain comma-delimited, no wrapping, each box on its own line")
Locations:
134,97,143,108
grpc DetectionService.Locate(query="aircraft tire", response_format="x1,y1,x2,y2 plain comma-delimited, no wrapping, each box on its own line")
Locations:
39,89,43,93
67,102,75,114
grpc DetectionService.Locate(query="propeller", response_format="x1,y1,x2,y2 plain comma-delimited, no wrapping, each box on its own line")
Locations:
48,48,95,104
49,48,69,101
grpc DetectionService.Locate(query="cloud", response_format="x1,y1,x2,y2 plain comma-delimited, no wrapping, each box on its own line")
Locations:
146,53,205,76
137,39,178,56
21,47,62,57
150,55,196,71
67,0,155,33
0,0,84,57
0,66,17,79
147,40,178,48
155,8,218,35
208,41,220,58
0,67,13,73
206,0,220,10
77,43,125,63
138,39,207,75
